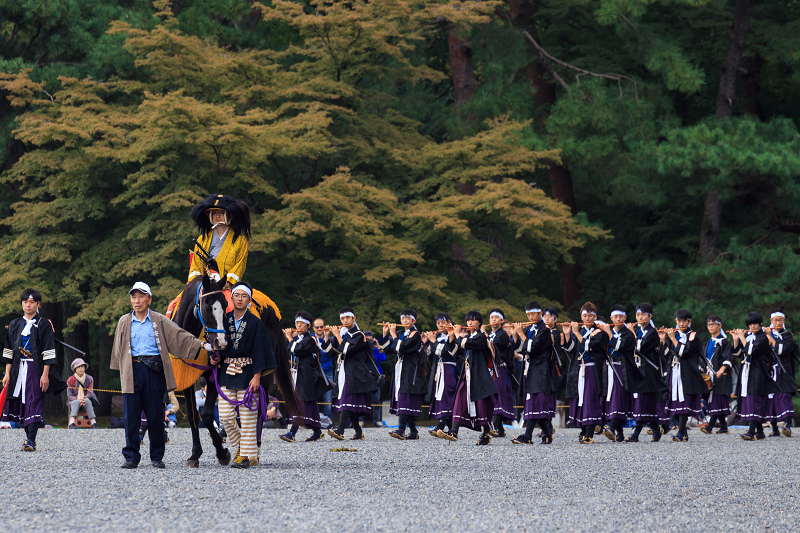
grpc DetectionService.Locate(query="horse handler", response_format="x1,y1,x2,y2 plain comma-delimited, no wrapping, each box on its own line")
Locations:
215,282,276,469
111,282,212,469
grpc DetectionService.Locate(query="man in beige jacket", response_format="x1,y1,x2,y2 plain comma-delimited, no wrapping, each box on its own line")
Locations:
111,282,211,469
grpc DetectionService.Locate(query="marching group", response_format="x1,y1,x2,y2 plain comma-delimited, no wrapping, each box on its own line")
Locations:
279,301,798,448
2,194,797,470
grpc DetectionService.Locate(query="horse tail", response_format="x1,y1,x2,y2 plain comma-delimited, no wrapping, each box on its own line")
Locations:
260,303,302,418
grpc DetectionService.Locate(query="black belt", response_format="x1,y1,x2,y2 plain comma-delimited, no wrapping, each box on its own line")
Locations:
133,355,158,362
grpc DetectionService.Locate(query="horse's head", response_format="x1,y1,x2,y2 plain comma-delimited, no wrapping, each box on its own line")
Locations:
197,274,228,351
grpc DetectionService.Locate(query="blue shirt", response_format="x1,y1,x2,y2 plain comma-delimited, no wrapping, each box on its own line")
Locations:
130,311,159,357
315,335,333,374
706,335,723,361
371,347,386,374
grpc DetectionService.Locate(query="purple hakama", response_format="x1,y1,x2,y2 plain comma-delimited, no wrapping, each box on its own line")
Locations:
603,365,630,421
333,381,371,415
428,362,458,419
390,390,422,417
631,392,659,422
1,362,44,428
452,378,494,431
523,392,555,421
739,394,768,422
657,400,670,424
293,400,321,429
766,392,794,423
706,392,732,416
492,365,515,419
569,366,603,427
667,393,701,415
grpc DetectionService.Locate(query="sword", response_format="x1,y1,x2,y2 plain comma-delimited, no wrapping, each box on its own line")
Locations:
635,351,660,371
604,352,624,387
772,351,787,375
55,338,86,356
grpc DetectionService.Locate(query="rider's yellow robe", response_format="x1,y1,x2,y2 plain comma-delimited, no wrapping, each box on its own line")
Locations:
188,230,248,286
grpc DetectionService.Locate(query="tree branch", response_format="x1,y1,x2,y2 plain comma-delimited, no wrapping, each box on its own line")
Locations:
0,21,19,55
521,31,638,100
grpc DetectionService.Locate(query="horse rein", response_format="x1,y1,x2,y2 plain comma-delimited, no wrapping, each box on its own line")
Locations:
194,284,226,335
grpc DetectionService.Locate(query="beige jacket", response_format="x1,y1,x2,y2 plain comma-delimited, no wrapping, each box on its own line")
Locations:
110,310,203,393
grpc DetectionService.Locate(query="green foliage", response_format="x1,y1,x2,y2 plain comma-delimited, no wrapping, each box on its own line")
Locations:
1,0,799,354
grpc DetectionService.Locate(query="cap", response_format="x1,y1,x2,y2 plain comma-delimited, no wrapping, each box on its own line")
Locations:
128,282,152,297
71,358,88,372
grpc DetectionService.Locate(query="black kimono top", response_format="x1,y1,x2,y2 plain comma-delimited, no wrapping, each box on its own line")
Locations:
703,335,735,396
628,323,668,394
489,328,515,389
770,328,799,395
218,309,274,389
517,321,555,395
661,328,707,396
455,330,497,401
565,325,607,399
381,328,426,395
289,333,331,402
2,313,66,398
424,332,460,401
604,326,635,393
735,330,781,396
337,326,378,394
549,326,573,393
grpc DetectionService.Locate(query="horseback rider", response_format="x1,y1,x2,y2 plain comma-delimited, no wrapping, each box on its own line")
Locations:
188,194,251,290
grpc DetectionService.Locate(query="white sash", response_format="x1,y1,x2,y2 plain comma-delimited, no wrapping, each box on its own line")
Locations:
435,360,445,401
394,358,403,401
740,361,751,398
670,358,685,402
605,362,621,402
14,359,29,404
578,361,594,407
337,360,346,400
465,360,476,417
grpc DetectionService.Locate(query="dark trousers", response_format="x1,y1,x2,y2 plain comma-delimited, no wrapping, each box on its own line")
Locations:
122,360,167,464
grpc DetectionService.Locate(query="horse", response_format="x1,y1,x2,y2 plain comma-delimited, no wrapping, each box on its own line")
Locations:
170,273,300,467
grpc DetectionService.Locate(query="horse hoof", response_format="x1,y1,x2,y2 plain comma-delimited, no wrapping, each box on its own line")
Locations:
218,449,231,466
186,459,200,468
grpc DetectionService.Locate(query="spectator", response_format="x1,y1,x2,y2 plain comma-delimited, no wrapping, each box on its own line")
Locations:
67,358,97,429
195,377,224,438
262,395,287,428
313,318,336,428
166,391,179,428
364,331,387,428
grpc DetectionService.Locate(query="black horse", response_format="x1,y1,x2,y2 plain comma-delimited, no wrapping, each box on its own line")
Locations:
172,273,300,467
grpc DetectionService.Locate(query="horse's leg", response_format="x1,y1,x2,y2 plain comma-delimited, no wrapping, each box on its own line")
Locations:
203,376,230,465
184,386,203,468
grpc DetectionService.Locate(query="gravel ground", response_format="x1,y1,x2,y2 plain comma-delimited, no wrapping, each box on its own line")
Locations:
1,426,798,532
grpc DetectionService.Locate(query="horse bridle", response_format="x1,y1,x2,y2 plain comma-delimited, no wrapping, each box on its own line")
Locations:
194,283,226,335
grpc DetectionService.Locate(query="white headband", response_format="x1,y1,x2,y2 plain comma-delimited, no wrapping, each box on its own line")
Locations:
581,311,596,317
339,312,355,319
400,314,416,320
295,317,311,325
232,285,252,298
771,312,786,319
635,309,650,315
610,310,626,318
525,308,542,314
708,320,722,325
490,312,504,320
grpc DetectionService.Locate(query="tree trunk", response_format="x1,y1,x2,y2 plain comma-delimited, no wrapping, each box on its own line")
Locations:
700,0,754,262
448,28,478,110
39,301,66,419
95,334,113,417
510,0,580,307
